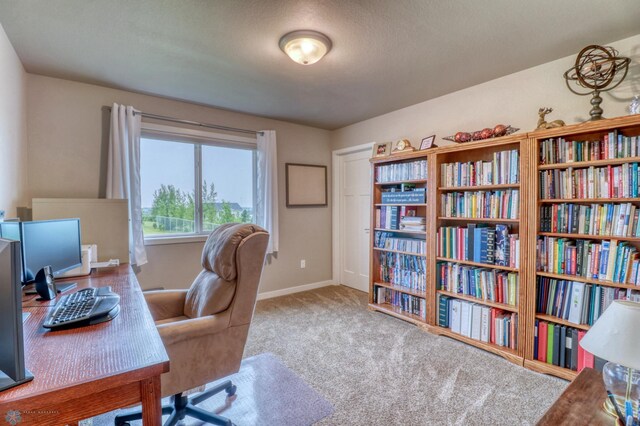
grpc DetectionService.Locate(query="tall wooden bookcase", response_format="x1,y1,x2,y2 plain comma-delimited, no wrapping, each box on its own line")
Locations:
523,115,640,380
367,114,640,381
428,135,530,365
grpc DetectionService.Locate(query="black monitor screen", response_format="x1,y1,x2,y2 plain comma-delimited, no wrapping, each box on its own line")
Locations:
21,219,82,283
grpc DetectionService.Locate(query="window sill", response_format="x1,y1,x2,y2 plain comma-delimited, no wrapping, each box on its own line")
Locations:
144,234,208,246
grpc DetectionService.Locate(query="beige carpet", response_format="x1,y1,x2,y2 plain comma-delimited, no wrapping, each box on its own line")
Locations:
244,285,567,425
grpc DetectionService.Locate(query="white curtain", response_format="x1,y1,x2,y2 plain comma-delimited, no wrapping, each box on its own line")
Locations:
106,103,147,265
256,130,279,254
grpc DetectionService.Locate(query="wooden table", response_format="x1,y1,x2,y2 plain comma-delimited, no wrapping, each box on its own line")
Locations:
537,368,617,426
0,265,170,425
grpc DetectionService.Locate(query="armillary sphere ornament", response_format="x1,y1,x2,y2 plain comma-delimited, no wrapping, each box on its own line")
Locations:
563,45,630,121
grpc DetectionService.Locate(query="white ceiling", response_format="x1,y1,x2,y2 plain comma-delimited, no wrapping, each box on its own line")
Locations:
1,1,639,129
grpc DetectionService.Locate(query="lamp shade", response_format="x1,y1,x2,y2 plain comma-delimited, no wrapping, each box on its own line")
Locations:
579,300,640,370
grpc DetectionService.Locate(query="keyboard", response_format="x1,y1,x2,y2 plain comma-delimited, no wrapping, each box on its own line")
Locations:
43,286,120,330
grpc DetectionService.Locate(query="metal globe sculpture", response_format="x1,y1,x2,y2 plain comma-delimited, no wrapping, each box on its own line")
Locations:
563,45,630,121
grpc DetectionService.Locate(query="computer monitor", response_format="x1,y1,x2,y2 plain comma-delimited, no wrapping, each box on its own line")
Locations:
0,238,33,392
21,219,82,283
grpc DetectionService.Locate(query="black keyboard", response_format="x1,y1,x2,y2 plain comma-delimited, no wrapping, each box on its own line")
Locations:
43,286,120,330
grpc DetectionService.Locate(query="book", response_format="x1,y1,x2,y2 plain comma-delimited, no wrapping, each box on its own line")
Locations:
547,323,555,365
438,295,450,327
460,302,472,337
538,321,548,363
450,299,462,334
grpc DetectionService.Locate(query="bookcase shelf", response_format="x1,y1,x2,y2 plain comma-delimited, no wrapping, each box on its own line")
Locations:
366,115,640,382
373,228,427,235
436,290,518,312
438,217,519,223
534,313,590,331
538,156,640,170
375,282,427,298
535,271,639,290
436,257,519,272
438,183,520,191
539,198,640,204
372,247,426,257
429,326,522,365
375,178,428,186
537,232,640,242
368,303,426,326
523,359,578,381
375,203,427,207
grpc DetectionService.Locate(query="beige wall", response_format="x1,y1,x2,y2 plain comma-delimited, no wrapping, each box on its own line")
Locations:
26,75,333,292
331,33,640,151
0,23,27,218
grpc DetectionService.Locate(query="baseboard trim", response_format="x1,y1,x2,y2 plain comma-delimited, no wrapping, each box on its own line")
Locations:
257,280,335,301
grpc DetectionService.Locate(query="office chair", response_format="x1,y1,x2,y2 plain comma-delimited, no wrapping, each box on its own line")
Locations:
115,223,269,426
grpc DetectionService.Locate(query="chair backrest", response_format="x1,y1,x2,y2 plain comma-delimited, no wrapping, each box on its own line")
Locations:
184,223,269,321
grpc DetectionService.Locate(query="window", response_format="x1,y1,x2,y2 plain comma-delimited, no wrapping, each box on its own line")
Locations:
140,124,256,241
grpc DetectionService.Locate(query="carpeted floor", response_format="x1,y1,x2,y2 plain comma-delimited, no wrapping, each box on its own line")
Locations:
244,285,568,425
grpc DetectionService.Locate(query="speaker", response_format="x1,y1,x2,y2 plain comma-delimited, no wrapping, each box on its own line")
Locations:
35,265,57,301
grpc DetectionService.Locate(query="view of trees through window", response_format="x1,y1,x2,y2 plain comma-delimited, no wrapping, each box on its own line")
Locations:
141,137,255,237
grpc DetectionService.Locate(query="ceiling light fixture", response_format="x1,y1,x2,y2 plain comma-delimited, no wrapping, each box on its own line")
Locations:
279,30,332,65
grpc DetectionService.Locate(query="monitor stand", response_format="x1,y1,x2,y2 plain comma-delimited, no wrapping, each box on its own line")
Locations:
0,368,34,393
23,282,77,295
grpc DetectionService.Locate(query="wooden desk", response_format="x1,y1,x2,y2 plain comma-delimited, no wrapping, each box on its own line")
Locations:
0,266,170,425
537,368,616,426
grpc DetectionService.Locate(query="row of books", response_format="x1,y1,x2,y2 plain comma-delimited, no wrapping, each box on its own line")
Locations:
539,202,640,237
440,149,519,187
438,295,517,349
539,163,640,200
539,133,640,165
378,252,427,293
374,231,426,254
536,237,640,284
440,189,519,220
536,277,640,326
375,287,427,320
437,224,520,268
375,160,428,183
436,262,518,306
533,320,603,372
375,206,424,230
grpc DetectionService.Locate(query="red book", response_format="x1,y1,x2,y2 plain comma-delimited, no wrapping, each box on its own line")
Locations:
538,321,548,362
578,330,587,372
608,165,613,198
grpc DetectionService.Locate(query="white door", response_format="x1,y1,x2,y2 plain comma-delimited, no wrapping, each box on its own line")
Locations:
338,148,371,292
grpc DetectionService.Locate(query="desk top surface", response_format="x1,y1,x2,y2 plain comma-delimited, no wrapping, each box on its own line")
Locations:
537,368,614,426
0,265,169,407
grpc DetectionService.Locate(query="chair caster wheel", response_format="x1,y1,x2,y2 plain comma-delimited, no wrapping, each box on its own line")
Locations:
226,384,237,396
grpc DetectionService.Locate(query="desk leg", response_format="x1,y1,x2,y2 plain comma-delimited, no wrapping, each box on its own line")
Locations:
140,376,162,425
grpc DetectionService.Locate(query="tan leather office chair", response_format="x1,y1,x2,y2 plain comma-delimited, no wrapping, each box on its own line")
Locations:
115,223,269,426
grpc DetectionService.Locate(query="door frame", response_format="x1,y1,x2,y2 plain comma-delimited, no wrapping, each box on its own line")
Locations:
332,142,374,286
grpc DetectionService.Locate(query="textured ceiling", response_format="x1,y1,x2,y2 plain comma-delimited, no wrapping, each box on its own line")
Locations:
1,1,640,129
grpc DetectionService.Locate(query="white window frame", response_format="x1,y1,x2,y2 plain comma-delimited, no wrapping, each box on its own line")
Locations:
140,122,257,246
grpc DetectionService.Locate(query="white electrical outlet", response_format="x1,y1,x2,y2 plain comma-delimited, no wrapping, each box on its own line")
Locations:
300,259,306,268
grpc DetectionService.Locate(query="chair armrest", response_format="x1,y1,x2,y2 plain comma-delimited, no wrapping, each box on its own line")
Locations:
144,290,188,321
156,313,230,347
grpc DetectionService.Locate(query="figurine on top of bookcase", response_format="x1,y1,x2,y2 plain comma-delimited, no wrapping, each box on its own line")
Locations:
536,107,565,130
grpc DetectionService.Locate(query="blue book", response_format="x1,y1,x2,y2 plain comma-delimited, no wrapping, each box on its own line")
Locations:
479,228,489,263
599,241,610,280
467,223,476,261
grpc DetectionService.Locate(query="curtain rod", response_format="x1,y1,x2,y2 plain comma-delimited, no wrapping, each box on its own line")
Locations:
103,106,263,136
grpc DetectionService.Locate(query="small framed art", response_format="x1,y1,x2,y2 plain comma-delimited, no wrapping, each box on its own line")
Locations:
420,135,437,150
372,141,391,158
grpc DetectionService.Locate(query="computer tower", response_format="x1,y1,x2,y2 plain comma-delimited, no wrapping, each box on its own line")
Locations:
0,238,33,392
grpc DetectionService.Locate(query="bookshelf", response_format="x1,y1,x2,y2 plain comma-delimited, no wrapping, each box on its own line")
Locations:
366,115,640,381
428,135,528,365
369,151,432,325
523,115,640,380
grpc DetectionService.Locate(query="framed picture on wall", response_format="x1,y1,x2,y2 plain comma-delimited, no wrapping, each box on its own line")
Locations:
285,163,328,207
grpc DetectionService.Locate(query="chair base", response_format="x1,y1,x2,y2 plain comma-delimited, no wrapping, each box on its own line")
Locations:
114,380,237,426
